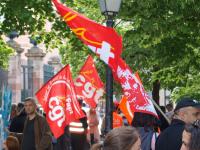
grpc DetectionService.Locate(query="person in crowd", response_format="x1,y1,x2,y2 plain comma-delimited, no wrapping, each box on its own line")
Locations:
9,104,17,125
165,103,174,122
132,112,159,150
101,101,123,135
10,97,52,150
16,102,24,115
87,108,100,145
69,99,88,150
165,103,173,112
3,135,20,150
91,126,141,150
181,120,200,150
9,103,27,146
112,101,123,128
122,115,129,126
155,97,200,150
53,126,71,150
9,102,27,133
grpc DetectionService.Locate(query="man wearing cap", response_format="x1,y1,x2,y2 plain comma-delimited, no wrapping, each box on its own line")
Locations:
155,97,200,150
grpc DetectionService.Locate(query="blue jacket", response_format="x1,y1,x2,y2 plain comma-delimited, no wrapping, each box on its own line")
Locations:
138,127,155,150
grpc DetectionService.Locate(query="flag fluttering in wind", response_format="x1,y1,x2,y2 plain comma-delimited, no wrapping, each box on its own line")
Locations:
118,96,133,125
116,58,158,117
52,0,158,117
36,65,85,138
1,84,12,140
75,55,104,108
52,0,122,70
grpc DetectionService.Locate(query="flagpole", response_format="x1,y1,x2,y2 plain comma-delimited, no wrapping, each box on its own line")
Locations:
98,0,122,134
151,98,170,124
104,18,114,134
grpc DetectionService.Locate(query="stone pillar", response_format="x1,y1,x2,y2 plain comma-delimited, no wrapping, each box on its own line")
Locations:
7,38,24,104
48,56,62,74
25,45,45,96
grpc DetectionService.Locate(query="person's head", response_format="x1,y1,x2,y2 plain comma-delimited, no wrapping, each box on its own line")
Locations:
174,97,200,124
113,101,119,111
113,101,121,114
3,136,20,150
24,97,37,116
91,126,141,150
10,104,17,119
160,106,166,113
166,103,173,112
17,102,24,115
131,112,158,129
181,120,200,150
89,108,96,114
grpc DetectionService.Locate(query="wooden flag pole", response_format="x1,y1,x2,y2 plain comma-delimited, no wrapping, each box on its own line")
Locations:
151,99,171,124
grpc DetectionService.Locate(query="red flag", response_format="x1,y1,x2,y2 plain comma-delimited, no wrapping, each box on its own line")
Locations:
52,0,122,70
135,71,143,85
116,58,158,117
119,96,134,125
75,55,104,108
52,0,157,118
36,65,85,138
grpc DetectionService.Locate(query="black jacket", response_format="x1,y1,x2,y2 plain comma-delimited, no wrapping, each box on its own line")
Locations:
22,113,53,150
155,119,185,150
9,111,27,133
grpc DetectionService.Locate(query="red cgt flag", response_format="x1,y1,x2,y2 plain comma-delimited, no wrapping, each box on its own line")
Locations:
52,0,157,119
52,0,122,70
74,55,104,108
116,58,158,118
36,65,85,138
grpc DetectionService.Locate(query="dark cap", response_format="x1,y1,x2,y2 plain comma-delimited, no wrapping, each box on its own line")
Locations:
174,97,200,111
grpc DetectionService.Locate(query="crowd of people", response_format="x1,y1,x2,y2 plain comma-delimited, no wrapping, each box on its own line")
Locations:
3,96,200,150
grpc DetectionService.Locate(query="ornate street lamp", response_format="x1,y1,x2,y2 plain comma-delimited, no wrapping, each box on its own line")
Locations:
99,0,122,17
98,0,122,134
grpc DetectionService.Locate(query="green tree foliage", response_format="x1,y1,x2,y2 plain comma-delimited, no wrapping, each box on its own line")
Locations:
0,38,13,69
0,0,54,34
0,0,200,100
171,74,200,102
120,0,200,101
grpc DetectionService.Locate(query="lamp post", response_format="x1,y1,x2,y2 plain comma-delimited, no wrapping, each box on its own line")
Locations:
98,0,122,134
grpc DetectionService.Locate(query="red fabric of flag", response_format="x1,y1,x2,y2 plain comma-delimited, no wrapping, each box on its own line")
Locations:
116,58,158,118
36,65,85,138
74,55,104,108
52,0,122,70
52,0,157,119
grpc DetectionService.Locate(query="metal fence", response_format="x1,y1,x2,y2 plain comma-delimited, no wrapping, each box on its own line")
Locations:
21,65,33,101
43,64,54,84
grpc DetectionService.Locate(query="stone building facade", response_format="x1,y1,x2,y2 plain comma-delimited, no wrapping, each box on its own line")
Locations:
5,35,62,104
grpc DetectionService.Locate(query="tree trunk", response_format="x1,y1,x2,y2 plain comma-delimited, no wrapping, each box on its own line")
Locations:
152,80,160,105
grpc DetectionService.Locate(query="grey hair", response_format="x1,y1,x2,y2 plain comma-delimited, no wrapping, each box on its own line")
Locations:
24,97,37,105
